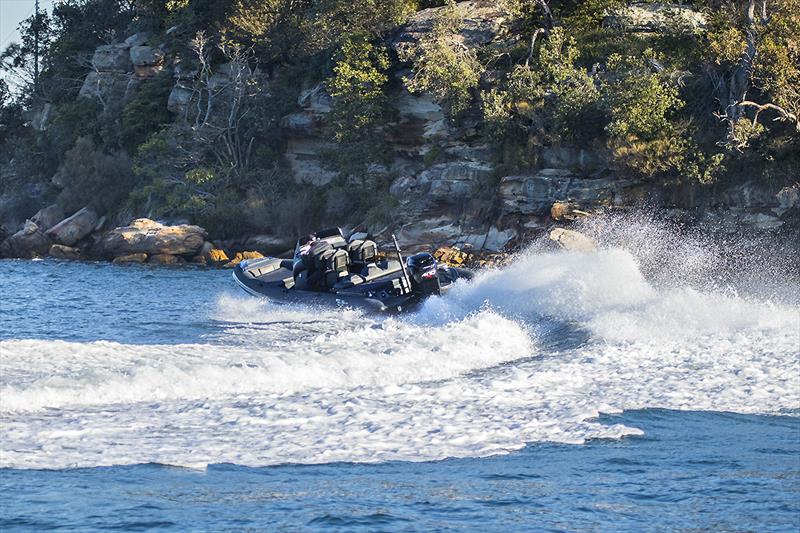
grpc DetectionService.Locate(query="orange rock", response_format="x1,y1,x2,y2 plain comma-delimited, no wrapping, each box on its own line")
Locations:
208,248,229,263
223,251,264,268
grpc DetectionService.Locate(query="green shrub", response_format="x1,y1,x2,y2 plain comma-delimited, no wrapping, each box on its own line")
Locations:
402,0,483,119
327,36,389,142
56,136,135,214
601,51,683,141
121,73,174,153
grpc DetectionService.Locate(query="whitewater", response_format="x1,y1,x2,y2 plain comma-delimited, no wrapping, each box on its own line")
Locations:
1,217,798,471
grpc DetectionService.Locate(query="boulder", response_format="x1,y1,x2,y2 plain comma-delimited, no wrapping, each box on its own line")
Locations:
167,84,193,114
30,204,65,232
201,242,231,264
98,218,207,257
349,232,369,242
550,201,593,221
46,207,99,246
223,251,264,268
483,226,517,251
113,253,148,264
0,220,52,258
124,32,151,47
147,253,182,265
550,228,597,252
130,46,165,78
433,246,472,266
48,244,81,260
91,43,132,72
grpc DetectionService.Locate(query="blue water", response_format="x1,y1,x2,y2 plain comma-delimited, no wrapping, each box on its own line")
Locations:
1,253,798,531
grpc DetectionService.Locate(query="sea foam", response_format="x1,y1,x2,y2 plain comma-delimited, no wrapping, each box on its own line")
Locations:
1,217,798,469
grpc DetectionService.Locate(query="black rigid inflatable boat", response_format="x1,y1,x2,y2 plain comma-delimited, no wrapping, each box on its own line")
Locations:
232,228,473,313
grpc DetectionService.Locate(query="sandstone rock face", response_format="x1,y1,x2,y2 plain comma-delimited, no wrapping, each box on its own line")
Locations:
396,216,463,250
499,171,636,215
147,253,182,265
91,44,132,72
0,220,52,258
30,204,65,232
417,162,493,202
113,253,148,264
605,3,707,33
131,46,163,66
542,147,604,174
49,244,81,260
99,219,207,257
79,71,133,101
285,138,338,185
393,0,509,59
46,207,99,246
130,46,165,77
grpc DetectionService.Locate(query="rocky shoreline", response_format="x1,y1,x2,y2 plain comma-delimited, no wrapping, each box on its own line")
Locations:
0,200,611,269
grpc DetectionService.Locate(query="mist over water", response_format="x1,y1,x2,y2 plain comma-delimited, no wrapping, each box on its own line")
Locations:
1,214,798,470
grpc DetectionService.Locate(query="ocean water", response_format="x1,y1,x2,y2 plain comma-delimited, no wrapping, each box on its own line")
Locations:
1,218,799,531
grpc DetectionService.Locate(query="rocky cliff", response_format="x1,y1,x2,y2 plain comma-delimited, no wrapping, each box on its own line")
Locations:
1,0,798,258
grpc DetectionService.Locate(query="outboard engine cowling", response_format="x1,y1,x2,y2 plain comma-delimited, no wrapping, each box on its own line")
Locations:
406,252,441,296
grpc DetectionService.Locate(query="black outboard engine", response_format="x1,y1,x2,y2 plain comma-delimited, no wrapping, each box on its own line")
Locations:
406,252,441,296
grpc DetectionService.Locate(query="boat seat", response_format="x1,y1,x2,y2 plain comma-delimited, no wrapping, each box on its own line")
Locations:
314,248,337,272
347,239,377,263
324,249,350,289
303,240,333,269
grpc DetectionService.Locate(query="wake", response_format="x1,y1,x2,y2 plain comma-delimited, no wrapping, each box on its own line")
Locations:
1,214,798,469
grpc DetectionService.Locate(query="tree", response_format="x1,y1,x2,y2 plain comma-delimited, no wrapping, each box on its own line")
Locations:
0,10,54,100
182,31,266,181
402,0,483,119
707,0,800,150
602,51,683,141
326,36,389,144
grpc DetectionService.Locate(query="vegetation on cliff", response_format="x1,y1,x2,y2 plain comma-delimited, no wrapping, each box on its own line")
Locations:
1,0,798,239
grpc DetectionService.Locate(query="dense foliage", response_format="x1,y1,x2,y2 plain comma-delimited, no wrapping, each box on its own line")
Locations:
0,0,797,236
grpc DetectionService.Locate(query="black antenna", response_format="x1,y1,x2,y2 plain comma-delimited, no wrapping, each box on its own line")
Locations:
392,234,412,294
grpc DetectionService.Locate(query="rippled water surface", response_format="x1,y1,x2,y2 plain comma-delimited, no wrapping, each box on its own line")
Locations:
1,220,799,531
